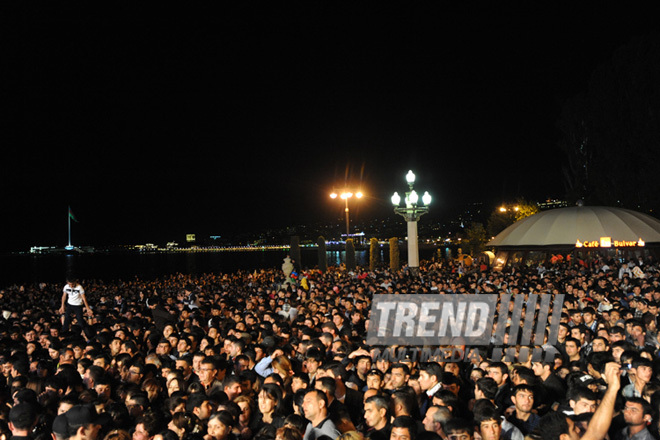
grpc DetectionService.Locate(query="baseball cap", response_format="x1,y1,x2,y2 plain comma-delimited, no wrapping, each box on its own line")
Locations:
52,414,69,437
578,374,596,385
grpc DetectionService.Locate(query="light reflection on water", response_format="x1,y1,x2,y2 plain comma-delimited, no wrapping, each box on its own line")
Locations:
1,248,440,287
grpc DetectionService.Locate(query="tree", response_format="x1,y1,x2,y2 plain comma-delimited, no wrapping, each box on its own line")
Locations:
369,237,379,271
317,236,327,272
290,236,301,268
487,199,539,238
464,222,487,255
389,237,400,271
346,239,356,271
514,202,539,222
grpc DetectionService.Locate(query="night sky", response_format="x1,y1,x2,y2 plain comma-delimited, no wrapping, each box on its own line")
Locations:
6,4,660,252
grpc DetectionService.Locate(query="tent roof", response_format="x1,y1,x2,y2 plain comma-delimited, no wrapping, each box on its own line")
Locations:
487,206,660,247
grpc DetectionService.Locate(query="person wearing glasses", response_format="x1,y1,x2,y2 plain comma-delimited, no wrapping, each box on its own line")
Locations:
126,363,146,386
615,397,654,440
197,357,222,394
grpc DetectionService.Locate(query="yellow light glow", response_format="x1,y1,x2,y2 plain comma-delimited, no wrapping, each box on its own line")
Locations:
577,238,644,248
330,193,338,199
356,191,363,199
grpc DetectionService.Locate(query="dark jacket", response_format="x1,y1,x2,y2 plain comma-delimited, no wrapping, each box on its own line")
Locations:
151,305,177,331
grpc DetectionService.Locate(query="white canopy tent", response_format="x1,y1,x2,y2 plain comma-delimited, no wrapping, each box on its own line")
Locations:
487,206,660,270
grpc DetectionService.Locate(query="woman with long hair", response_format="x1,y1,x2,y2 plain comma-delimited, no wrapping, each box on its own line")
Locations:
255,349,294,391
255,383,285,431
167,377,187,397
166,396,188,416
168,412,201,440
142,377,165,408
271,356,294,390
205,411,235,440
234,396,259,440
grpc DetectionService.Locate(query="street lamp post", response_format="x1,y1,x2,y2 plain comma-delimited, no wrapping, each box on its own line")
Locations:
391,170,432,276
330,190,363,241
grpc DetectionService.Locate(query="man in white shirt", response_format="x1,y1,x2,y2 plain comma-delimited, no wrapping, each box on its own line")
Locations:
59,279,93,337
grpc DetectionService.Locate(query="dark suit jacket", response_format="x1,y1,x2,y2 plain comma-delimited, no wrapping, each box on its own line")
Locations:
151,305,177,331
345,386,365,426
328,387,364,428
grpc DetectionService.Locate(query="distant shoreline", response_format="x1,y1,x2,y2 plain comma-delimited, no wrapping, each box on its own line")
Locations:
7,242,442,256
0,247,443,288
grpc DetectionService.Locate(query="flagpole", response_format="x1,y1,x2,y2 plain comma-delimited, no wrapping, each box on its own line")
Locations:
66,206,73,250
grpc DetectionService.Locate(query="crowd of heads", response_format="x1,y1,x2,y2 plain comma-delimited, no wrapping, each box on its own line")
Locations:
0,254,660,440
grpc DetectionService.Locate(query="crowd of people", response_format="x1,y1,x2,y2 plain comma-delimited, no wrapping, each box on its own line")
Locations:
1,253,660,440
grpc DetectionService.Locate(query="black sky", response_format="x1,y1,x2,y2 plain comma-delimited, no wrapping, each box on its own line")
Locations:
6,3,660,251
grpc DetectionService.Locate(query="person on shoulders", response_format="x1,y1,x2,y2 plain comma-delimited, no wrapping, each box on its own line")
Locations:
59,278,93,338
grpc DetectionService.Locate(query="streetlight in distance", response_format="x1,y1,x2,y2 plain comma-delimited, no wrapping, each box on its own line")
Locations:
330,189,364,241
499,205,519,213
392,170,431,276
